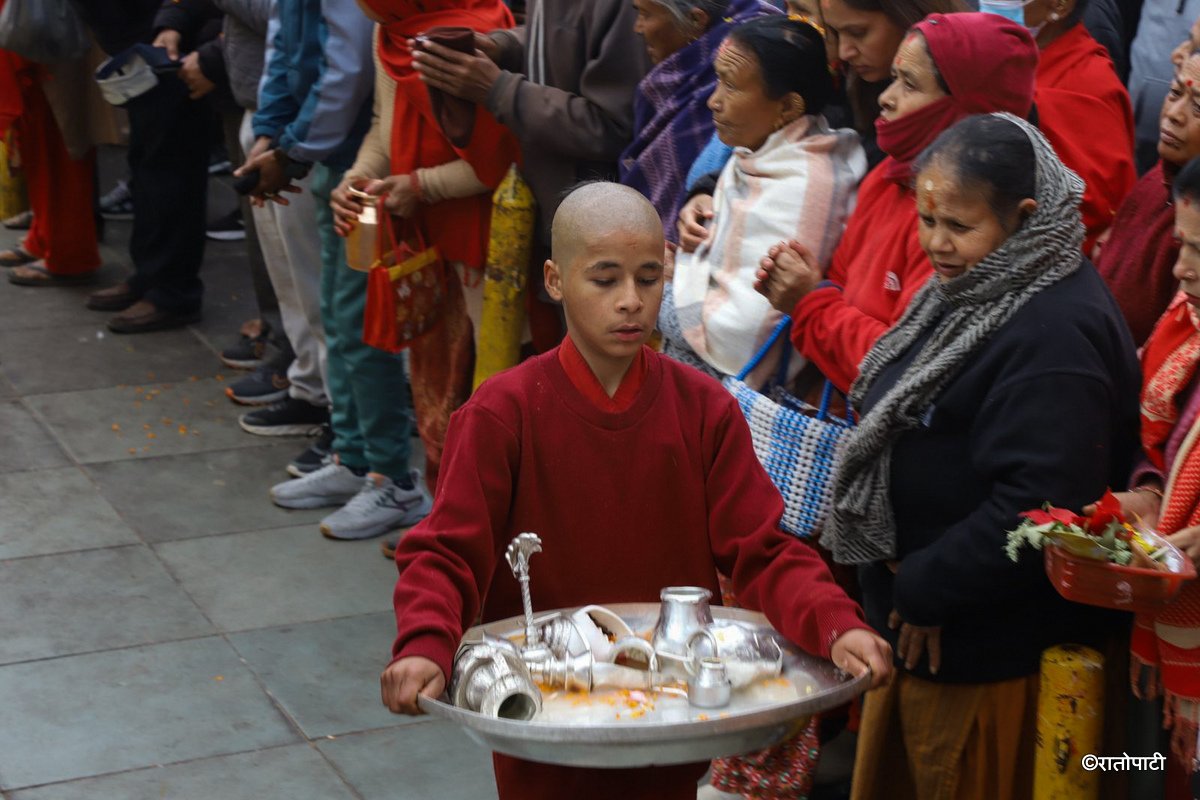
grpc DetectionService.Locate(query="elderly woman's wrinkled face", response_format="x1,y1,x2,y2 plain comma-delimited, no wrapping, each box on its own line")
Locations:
1173,195,1200,308
916,160,1036,283
1160,54,1200,167
878,33,946,122
708,39,796,151
633,0,698,64
820,0,904,83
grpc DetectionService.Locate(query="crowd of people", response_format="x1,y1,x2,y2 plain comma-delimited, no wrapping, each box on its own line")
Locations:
5,0,1200,797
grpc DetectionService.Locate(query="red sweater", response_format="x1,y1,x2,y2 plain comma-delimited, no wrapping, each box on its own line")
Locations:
1095,163,1179,345
789,162,931,393
1035,23,1136,253
391,344,868,799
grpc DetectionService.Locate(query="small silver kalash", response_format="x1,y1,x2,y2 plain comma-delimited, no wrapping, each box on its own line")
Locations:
449,534,784,720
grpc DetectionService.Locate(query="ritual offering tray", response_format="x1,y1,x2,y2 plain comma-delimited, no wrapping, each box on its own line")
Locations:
416,534,869,768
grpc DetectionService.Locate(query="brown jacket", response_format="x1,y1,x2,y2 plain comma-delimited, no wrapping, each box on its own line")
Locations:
484,0,648,238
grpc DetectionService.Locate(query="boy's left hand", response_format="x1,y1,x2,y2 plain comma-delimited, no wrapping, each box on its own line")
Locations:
830,628,892,690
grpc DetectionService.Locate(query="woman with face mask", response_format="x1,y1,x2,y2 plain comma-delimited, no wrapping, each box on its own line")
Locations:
826,112,1140,800
620,0,779,240
755,12,1038,395
675,0,965,255
1094,49,1200,346
984,0,1137,254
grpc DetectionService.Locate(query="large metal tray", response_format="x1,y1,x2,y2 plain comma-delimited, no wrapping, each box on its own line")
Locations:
418,602,869,768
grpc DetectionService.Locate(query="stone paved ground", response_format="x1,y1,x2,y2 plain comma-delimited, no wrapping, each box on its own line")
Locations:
0,155,496,800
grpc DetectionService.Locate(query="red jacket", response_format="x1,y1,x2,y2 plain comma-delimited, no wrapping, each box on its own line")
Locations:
789,162,931,393
1035,23,1136,253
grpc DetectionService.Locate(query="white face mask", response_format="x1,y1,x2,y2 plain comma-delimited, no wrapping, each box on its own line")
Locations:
979,0,1048,37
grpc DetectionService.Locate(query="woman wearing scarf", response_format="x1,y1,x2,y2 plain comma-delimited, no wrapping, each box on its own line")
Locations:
824,113,1140,799
659,15,866,389
620,0,777,238
1095,49,1200,346
676,0,966,252
334,0,519,492
1100,157,1200,799
755,12,1038,394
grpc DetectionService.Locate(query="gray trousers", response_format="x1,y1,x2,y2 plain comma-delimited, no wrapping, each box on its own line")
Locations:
239,111,327,407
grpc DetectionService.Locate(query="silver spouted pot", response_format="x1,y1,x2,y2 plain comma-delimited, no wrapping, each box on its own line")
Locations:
451,636,542,720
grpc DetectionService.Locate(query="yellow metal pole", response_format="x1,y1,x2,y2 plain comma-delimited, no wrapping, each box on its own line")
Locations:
473,164,536,391
1034,644,1105,799
0,132,27,220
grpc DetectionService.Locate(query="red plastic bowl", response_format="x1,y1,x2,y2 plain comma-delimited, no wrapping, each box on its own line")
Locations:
1044,542,1197,614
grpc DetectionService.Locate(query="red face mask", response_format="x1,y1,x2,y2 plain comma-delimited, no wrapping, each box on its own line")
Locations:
874,96,962,184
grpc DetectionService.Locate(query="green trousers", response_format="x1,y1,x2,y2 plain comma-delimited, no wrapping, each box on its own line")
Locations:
311,163,413,480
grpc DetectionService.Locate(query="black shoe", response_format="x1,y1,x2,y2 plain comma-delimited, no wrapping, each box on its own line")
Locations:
238,396,328,437
107,300,201,334
225,359,291,405
86,281,137,312
287,424,335,477
221,321,273,370
206,208,245,241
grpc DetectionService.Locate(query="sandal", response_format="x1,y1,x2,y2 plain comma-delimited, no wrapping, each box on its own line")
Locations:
8,263,97,287
0,247,37,268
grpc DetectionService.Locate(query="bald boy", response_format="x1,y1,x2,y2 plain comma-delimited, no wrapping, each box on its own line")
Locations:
382,183,889,800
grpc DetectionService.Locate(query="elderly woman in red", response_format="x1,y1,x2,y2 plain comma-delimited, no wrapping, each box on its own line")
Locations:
334,0,519,491
1095,48,1200,346
1093,156,1200,799
754,12,1038,394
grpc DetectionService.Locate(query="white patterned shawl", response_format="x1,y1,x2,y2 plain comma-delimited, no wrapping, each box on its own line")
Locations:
666,114,866,388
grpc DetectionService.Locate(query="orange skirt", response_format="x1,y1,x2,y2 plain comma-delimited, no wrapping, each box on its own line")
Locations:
851,671,1039,800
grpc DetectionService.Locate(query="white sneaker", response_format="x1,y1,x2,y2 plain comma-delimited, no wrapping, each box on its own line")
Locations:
270,461,364,509
319,469,432,540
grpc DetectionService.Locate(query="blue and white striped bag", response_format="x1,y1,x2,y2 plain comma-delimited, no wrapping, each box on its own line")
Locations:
722,317,854,539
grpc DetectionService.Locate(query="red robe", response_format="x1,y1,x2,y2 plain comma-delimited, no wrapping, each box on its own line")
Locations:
789,161,931,393
1035,23,1136,253
390,340,869,800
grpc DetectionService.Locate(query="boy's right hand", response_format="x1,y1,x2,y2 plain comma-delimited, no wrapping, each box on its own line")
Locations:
381,656,446,715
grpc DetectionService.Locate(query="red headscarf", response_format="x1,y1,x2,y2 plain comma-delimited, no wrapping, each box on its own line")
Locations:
875,12,1038,184
358,0,520,267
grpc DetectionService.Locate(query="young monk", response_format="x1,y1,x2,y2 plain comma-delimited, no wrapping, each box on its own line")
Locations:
380,182,892,800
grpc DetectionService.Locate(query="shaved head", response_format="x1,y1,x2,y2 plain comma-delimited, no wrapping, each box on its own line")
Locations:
552,182,664,269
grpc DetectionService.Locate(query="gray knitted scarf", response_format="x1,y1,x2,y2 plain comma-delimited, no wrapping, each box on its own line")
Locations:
822,113,1086,565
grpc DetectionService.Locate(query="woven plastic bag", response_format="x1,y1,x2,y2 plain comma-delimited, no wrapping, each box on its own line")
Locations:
0,0,90,64
723,317,854,539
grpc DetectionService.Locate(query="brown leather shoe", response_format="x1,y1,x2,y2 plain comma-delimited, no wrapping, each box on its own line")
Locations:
86,282,137,311
107,300,201,334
